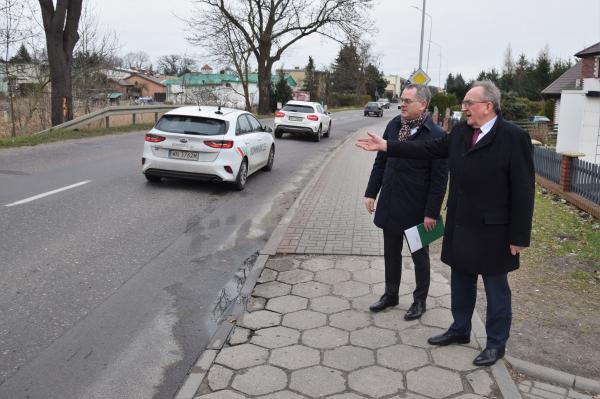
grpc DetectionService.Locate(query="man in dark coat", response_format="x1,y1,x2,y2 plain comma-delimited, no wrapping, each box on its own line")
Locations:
364,83,448,320
356,80,535,366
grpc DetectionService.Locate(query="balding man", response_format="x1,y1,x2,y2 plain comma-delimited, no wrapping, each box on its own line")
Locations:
357,80,535,366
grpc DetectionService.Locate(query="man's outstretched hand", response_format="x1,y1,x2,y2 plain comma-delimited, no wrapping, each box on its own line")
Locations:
356,132,387,152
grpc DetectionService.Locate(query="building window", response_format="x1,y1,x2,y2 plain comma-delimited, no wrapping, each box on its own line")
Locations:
225,83,231,88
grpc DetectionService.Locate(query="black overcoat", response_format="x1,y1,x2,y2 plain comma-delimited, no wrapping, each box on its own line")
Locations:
386,116,535,275
365,114,448,235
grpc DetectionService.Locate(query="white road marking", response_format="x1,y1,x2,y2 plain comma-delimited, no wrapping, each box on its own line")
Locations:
5,180,91,207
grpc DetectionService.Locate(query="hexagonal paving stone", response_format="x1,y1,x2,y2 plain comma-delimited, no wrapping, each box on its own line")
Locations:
335,257,370,271
310,296,350,313
292,281,331,298
253,281,292,299
399,325,445,348
267,257,299,272
420,308,454,329
197,390,246,399
406,366,463,398
369,258,385,270
428,281,451,297
277,269,314,285
377,344,428,371
435,294,452,309
332,281,370,298
452,394,487,399
266,295,308,314
431,271,448,283
373,309,418,331
247,296,266,311
314,269,351,284
207,364,233,391
323,345,374,371
282,310,326,330
301,257,335,272
231,365,288,396
327,394,368,399
214,344,268,369
258,268,277,283
302,326,349,349
351,326,398,349
237,310,281,330
432,345,481,371
329,310,371,331
373,282,414,296
290,366,345,397
269,344,320,369
467,369,494,397
352,269,383,284
257,391,307,399
351,294,381,311
228,327,250,345
348,366,404,397
250,326,300,348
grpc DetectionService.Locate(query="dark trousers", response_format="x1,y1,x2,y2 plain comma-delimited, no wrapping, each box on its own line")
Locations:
448,269,512,349
383,230,430,302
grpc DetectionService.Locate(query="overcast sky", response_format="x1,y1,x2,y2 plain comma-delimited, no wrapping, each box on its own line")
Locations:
93,0,600,86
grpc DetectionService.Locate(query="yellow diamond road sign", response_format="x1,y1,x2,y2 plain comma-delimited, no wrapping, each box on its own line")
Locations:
409,68,431,85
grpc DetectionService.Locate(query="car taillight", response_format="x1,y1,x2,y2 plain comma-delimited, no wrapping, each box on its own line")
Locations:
275,111,285,117
307,114,319,121
145,133,165,142
204,140,234,149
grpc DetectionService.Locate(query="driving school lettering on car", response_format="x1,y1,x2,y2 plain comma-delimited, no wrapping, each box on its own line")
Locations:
236,143,267,158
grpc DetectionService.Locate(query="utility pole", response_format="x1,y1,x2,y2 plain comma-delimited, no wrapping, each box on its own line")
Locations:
418,0,426,69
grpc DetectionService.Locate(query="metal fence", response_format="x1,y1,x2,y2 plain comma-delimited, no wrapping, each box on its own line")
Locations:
570,158,600,205
533,146,562,184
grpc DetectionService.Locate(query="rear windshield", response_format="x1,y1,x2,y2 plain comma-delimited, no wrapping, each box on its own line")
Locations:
282,104,314,113
155,115,228,135
366,102,379,106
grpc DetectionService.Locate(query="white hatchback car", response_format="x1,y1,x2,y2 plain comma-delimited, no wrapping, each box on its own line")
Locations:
142,106,275,190
273,100,332,142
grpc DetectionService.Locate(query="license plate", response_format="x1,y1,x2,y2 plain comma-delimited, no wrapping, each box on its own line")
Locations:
169,150,199,161
289,116,303,121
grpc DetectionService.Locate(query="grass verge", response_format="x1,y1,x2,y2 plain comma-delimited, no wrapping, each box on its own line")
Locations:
0,123,154,149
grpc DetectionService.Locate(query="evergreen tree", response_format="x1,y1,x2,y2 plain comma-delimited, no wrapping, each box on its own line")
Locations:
330,43,361,94
532,47,551,100
273,69,292,110
364,63,387,100
303,56,318,101
9,44,32,63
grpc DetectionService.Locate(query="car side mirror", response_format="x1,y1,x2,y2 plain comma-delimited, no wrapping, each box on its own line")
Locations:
263,126,273,133
398,105,401,110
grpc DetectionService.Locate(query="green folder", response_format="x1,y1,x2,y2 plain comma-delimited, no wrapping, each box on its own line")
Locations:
404,216,445,253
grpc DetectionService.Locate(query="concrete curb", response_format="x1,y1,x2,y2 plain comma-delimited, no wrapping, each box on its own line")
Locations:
174,124,366,399
506,355,600,395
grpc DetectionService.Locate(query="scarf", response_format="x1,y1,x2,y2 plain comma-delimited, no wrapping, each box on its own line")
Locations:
397,112,429,141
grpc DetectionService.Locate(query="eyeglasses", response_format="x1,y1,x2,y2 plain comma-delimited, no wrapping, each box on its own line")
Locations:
400,98,420,105
461,99,491,107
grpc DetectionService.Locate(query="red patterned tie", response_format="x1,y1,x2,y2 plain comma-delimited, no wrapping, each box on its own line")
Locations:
471,128,482,147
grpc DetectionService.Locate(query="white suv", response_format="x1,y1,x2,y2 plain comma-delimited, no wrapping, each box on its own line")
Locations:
273,100,332,142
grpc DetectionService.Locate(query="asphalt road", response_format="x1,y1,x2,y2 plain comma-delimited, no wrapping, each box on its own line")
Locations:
0,109,394,399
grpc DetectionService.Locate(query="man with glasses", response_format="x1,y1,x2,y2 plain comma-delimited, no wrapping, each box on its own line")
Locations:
357,81,535,366
364,84,448,321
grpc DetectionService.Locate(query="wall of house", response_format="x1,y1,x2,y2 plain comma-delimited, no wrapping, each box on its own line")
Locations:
167,82,259,110
556,90,600,164
125,76,166,97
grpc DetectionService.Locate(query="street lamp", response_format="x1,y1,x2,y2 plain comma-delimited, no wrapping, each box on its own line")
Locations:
411,5,432,73
429,40,443,88
415,0,426,70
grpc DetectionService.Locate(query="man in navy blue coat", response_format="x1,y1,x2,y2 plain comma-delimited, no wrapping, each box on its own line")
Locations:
364,84,448,320
357,81,535,366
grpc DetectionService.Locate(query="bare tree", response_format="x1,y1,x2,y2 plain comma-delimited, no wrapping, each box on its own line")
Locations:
1,0,36,136
157,54,181,75
122,50,150,71
38,0,82,126
187,0,373,114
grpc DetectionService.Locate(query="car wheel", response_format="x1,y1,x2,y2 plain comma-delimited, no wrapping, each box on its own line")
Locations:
263,145,275,171
233,159,248,190
144,174,161,183
379,112,383,117
314,125,322,142
275,130,283,139
324,122,331,138
364,113,367,117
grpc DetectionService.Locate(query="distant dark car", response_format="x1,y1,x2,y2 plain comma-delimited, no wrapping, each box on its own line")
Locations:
529,115,551,124
364,102,383,117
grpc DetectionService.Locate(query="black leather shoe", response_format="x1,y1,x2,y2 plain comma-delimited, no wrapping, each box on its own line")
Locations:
404,301,426,320
427,331,471,346
473,347,505,366
369,294,399,312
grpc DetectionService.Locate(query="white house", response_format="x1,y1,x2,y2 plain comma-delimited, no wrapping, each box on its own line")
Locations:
542,42,600,164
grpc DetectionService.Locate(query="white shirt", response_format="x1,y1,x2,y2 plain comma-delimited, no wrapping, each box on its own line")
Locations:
410,127,418,135
475,116,498,144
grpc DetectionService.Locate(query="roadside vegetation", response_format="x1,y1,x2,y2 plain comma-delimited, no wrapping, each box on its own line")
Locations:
0,123,154,149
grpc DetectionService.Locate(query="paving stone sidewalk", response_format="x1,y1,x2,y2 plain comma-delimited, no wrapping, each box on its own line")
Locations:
182,128,597,398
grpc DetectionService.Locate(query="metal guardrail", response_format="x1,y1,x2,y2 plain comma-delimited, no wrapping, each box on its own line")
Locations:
36,105,180,134
533,146,562,184
570,158,600,205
